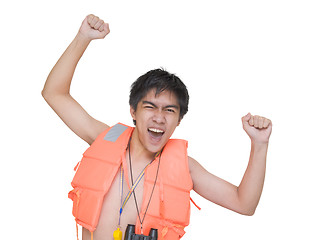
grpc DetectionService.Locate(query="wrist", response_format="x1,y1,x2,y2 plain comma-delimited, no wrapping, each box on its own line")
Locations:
76,31,92,44
251,140,269,150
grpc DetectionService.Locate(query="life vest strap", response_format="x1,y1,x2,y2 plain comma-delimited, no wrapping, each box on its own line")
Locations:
190,197,201,210
160,220,185,239
74,161,81,171
76,222,79,240
76,221,93,240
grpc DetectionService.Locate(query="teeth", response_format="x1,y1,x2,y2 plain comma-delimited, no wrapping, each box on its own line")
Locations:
148,128,164,133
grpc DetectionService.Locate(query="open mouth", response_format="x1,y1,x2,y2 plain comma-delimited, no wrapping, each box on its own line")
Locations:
148,127,165,140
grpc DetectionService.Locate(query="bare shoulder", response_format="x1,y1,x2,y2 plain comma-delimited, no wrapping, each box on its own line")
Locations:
188,156,210,189
86,117,110,144
188,156,208,175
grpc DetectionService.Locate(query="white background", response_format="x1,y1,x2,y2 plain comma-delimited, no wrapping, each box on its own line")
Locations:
1,0,308,239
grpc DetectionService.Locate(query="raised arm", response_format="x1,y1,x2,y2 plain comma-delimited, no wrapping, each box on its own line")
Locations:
189,113,272,215
42,15,110,145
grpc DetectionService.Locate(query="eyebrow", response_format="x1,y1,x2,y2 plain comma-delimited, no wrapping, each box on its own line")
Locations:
142,101,179,110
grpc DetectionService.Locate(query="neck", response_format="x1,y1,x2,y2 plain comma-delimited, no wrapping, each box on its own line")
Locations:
129,129,157,162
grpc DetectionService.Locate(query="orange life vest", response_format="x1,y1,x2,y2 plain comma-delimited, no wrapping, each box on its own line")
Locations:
68,123,194,239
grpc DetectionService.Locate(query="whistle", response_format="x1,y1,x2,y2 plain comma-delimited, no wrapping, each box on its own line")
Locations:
113,227,122,240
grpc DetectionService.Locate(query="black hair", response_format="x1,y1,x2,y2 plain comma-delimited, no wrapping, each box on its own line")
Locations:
129,68,189,125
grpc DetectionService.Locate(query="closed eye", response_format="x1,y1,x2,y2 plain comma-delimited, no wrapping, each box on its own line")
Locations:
166,108,175,113
142,101,157,109
144,105,154,109
165,105,179,113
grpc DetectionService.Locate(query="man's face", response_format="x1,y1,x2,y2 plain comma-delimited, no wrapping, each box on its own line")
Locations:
130,89,181,154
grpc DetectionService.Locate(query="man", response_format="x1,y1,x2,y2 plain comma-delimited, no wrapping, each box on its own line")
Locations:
42,14,272,240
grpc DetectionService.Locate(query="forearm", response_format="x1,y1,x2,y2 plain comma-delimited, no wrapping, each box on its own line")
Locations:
42,33,91,97
237,141,268,215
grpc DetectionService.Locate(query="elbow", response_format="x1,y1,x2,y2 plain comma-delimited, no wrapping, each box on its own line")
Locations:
243,209,255,216
41,89,65,102
41,89,56,104
41,88,69,100
41,89,47,100
41,89,46,98
41,89,50,102
240,206,256,216
41,86,50,98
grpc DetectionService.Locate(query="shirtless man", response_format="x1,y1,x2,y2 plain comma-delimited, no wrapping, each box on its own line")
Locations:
42,14,272,240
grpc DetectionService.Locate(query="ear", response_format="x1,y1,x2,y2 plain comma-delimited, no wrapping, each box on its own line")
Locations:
130,106,136,121
177,117,182,126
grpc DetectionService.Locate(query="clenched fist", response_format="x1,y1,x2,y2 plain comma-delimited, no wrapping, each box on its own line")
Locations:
78,14,110,40
242,113,272,144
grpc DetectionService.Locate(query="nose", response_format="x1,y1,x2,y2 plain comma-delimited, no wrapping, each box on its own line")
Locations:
152,109,165,124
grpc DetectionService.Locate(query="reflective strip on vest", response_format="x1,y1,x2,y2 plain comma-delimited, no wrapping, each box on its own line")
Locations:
104,124,128,142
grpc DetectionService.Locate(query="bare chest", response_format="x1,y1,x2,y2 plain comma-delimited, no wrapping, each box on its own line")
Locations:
83,165,146,240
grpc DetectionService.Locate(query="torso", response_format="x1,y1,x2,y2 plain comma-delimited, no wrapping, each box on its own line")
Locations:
82,151,150,240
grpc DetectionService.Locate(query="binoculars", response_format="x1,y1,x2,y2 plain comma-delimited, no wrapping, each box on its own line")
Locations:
124,224,158,240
